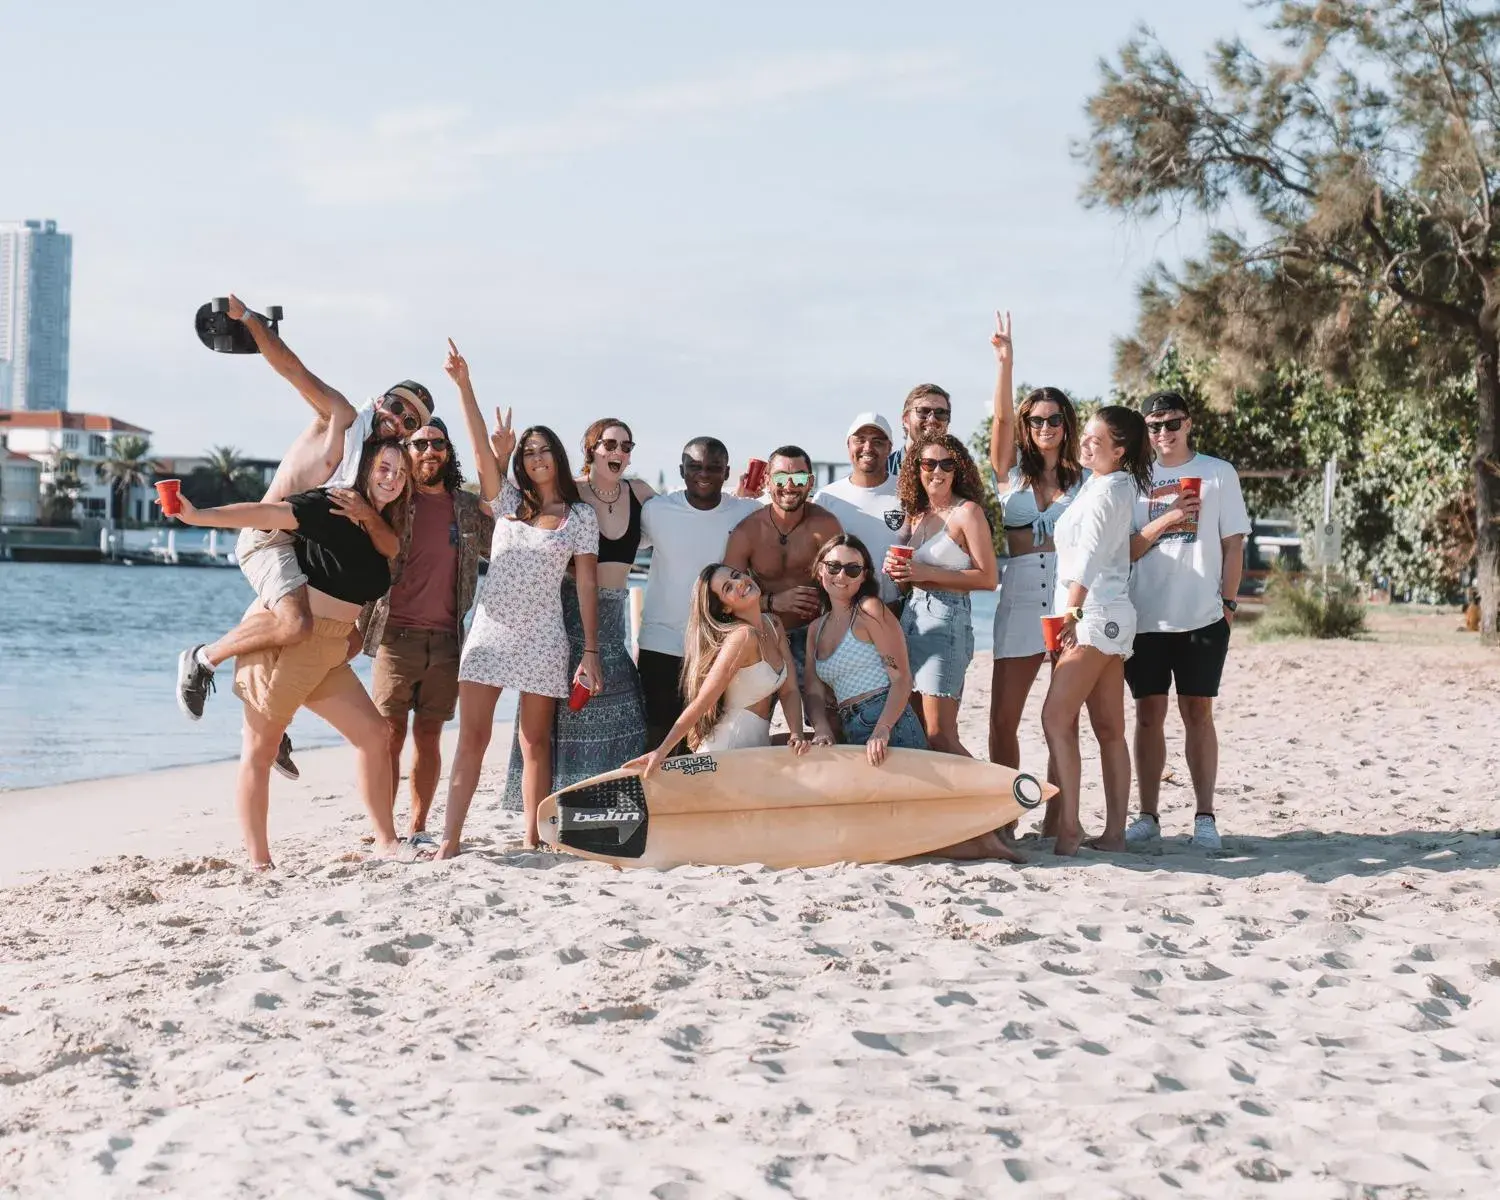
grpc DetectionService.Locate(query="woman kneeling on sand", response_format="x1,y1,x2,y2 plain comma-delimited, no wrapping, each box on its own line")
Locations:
167,438,411,869
626,564,809,775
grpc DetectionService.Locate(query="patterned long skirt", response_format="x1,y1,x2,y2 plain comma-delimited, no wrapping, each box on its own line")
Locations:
501,582,646,810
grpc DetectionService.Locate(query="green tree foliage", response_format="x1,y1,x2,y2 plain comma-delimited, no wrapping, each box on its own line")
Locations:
1080,0,1500,637
182,445,260,508
39,452,82,525
96,436,161,528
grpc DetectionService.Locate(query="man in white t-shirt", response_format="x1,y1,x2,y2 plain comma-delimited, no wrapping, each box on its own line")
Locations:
1124,391,1251,851
813,413,905,609
638,436,761,752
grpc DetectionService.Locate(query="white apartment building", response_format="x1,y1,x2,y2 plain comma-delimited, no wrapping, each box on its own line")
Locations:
1,448,41,524
0,219,73,412
0,410,154,523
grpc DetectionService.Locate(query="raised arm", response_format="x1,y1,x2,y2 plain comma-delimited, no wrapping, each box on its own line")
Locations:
228,294,357,430
444,339,507,504
988,310,1016,481
907,502,998,592
167,495,297,531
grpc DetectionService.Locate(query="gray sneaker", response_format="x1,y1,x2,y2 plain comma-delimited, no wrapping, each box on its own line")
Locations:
273,734,299,781
1192,814,1223,851
176,646,215,721
1124,813,1161,844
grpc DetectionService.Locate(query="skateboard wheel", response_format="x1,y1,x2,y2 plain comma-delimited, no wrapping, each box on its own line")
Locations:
1012,773,1043,810
211,297,229,313
266,305,283,321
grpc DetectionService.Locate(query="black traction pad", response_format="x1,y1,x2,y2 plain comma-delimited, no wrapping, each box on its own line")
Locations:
556,774,650,859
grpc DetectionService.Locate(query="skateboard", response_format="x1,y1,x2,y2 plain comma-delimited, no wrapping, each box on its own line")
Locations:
195,297,284,354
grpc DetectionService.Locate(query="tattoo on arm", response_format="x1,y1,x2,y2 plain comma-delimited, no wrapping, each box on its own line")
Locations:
880,653,899,675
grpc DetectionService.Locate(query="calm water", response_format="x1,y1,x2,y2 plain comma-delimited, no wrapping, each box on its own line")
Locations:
0,558,996,791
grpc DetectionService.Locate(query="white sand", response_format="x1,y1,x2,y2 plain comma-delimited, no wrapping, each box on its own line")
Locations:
3,609,1499,1198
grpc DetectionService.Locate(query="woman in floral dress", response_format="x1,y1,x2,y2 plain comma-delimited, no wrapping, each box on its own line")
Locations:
436,413,601,853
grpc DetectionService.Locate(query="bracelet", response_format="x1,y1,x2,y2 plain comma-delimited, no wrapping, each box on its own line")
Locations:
582,648,599,655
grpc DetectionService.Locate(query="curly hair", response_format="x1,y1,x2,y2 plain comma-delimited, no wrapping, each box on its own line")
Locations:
1015,386,1082,493
897,433,987,517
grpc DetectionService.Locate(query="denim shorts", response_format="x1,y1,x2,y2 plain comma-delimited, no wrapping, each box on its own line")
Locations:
839,688,929,749
900,587,974,698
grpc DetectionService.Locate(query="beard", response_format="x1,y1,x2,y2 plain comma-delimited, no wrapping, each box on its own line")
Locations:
773,492,808,513
416,459,446,487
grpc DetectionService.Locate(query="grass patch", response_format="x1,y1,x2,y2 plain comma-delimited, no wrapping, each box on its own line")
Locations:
1252,568,1368,641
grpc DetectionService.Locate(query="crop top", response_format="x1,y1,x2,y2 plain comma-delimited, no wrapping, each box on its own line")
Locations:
998,465,1088,547
288,489,392,604
814,610,890,704
596,485,644,566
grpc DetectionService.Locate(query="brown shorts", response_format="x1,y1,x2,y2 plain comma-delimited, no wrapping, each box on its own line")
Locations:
372,627,461,722
233,617,364,726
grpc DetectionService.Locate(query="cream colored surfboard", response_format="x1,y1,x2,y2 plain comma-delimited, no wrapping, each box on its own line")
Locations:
536,745,1055,870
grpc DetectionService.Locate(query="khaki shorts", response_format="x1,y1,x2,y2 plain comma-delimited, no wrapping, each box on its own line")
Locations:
236,527,308,610
233,617,364,726
372,628,461,722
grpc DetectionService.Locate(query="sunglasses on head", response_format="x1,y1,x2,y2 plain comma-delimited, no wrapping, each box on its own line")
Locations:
770,470,813,487
1026,413,1066,429
919,457,958,473
408,436,448,453
598,437,635,453
1147,417,1187,434
820,560,866,579
380,396,423,433
913,406,950,422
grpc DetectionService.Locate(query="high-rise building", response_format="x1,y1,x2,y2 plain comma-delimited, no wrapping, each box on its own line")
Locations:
0,219,73,412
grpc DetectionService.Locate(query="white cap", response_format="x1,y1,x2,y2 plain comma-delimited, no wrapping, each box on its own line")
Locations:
845,412,893,440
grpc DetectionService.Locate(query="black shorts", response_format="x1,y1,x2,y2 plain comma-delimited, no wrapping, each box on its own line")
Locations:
1125,618,1232,699
637,648,687,755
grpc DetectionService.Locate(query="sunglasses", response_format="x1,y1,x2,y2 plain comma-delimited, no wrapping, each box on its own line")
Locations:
1026,413,1066,429
598,438,635,453
820,560,866,579
380,396,423,433
912,406,951,422
1147,417,1187,434
408,437,448,453
770,470,813,487
919,457,958,473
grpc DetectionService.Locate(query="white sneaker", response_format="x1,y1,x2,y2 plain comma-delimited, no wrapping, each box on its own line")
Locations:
1124,814,1161,844
1192,814,1223,851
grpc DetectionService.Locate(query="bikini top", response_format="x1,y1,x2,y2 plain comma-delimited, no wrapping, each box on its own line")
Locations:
722,655,786,712
912,529,972,571
998,466,1088,547
595,484,644,566
814,611,889,705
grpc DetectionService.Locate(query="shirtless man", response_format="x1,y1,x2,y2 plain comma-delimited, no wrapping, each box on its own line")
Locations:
175,294,434,765
724,445,842,691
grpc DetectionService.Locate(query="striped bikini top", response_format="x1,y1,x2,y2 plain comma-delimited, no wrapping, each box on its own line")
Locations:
813,610,889,705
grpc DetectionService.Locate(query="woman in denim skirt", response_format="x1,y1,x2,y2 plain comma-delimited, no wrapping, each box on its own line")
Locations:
884,435,998,756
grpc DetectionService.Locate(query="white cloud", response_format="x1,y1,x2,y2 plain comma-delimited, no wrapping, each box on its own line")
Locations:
279,50,964,206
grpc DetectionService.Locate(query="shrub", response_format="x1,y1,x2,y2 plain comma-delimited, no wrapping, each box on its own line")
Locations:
1255,567,1367,641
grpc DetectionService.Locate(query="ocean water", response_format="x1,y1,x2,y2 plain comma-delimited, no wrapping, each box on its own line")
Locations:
0,558,997,791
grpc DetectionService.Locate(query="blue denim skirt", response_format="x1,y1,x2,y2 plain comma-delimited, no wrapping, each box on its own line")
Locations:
900,587,974,698
839,688,929,749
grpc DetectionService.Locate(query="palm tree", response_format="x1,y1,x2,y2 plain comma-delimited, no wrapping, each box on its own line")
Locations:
96,435,161,528
192,445,260,506
39,451,82,525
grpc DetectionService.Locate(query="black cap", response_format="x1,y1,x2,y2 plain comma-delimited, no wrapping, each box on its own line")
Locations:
423,416,449,438
1142,390,1190,418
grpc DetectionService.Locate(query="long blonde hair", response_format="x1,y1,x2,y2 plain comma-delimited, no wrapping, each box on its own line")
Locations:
679,563,752,750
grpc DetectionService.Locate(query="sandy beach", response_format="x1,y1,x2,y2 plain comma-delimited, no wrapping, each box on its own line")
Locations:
2,608,1498,1198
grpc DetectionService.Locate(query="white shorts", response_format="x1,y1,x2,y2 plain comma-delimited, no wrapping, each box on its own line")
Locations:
1074,605,1136,660
235,528,308,610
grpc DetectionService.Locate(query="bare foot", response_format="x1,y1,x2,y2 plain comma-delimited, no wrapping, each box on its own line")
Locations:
370,838,404,860
1053,824,1085,857
938,832,1025,862
1086,834,1127,852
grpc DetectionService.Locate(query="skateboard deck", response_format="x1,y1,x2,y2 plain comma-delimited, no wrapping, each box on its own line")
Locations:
195,297,283,354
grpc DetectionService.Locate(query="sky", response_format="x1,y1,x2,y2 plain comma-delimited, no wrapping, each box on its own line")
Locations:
1,0,1267,484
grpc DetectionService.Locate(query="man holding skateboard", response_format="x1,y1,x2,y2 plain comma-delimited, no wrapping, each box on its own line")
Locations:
175,294,434,772
1123,390,1250,851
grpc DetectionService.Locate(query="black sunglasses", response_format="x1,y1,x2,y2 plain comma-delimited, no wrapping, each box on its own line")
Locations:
1147,417,1187,434
820,560,866,579
599,437,635,453
380,396,423,433
912,406,950,422
408,437,448,453
1026,413,1066,429
919,457,958,473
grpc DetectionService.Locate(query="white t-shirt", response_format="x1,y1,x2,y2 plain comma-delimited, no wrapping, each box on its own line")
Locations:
812,474,905,604
638,491,761,655
1130,452,1251,633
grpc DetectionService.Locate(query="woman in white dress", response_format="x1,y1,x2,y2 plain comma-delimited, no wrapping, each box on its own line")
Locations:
1040,406,1152,857
627,564,810,776
437,415,602,854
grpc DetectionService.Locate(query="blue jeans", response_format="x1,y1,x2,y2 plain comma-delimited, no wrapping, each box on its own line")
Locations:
839,689,928,749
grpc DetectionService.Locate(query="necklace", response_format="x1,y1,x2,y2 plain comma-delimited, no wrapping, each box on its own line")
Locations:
590,477,623,513
768,506,805,546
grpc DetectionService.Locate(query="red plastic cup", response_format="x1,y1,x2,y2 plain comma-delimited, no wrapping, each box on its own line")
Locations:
1178,476,1202,498
155,479,183,516
1040,614,1067,653
568,679,592,712
744,458,769,495
886,544,913,576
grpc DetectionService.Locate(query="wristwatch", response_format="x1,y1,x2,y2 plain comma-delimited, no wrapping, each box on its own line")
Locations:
1064,606,1084,622
1222,597,1238,613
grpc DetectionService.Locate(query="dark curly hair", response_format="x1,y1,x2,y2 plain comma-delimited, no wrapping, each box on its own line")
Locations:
897,433,987,517
513,425,583,522
1015,386,1082,493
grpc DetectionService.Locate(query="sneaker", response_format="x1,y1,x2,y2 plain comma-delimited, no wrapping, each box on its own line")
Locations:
1124,813,1161,844
176,646,216,721
1192,814,1223,852
273,733,299,781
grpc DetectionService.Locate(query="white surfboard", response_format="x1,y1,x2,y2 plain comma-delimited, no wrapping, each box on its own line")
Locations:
536,745,1054,870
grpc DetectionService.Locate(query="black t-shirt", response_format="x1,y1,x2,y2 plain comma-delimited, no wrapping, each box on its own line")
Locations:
288,490,392,604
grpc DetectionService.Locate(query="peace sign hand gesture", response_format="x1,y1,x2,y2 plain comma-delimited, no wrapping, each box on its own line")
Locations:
444,337,472,391
990,309,1013,368
490,406,516,464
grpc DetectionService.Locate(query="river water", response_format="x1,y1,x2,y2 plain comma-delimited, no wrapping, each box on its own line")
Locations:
0,558,998,791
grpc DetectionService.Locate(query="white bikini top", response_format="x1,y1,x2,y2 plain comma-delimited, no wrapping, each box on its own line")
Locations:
912,529,972,571
722,619,787,711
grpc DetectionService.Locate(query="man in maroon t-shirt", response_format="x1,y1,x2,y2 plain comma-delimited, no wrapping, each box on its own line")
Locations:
360,414,493,835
